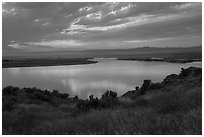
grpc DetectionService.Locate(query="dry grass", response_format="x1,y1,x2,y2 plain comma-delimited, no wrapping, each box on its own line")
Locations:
3,86,201,135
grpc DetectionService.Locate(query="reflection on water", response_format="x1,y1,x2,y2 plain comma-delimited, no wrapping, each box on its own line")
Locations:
2,59,202,99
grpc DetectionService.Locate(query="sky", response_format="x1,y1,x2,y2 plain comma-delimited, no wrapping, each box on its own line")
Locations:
2,2,202,54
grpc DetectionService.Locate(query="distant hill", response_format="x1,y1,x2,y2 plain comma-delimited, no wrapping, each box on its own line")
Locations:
3,46,202,59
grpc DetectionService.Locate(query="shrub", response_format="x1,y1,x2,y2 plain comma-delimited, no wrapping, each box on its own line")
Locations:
3,86,19,95
77,91,118,111
139,80,152,95
73,95,79,100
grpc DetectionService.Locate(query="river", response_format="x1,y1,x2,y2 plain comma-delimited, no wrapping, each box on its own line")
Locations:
2,59,202,99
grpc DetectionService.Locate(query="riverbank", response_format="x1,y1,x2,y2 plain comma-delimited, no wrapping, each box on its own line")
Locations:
2,67,202,135
118,57,202,63
2,58,97,68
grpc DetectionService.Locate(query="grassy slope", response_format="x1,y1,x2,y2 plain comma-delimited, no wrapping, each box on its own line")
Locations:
2,67,202,135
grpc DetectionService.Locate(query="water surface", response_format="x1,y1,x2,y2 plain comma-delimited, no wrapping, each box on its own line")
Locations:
2,59,202,99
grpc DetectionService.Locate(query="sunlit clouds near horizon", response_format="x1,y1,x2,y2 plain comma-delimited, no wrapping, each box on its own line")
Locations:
2,2,202,53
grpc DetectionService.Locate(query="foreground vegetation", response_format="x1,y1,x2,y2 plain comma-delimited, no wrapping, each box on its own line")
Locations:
2,67,202,135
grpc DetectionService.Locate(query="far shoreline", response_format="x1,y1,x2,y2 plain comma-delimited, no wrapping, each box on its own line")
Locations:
117,58,202,63
2,58,97,68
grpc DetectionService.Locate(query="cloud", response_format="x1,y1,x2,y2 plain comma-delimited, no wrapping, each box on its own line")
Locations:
24,40,85,48
60,2,201,37
61,14,154,34
7,43,22,48
42,22,50,26
173,2,201,10
79,5,93,12
3,6,17,17
86,11,102,20
61,8,201,40
123,38,172,43
123,35,202,48
8,40,85,50
120,4,135,11
34,19,40,22
2,2,202,53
